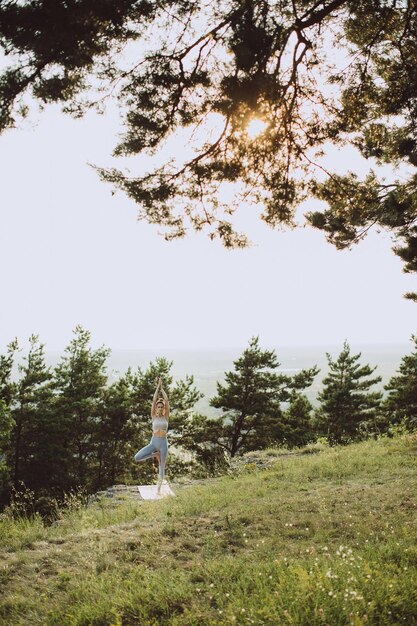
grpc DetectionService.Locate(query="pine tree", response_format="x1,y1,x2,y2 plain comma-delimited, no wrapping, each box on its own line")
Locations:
315,341,382,444
0,339,20,501
52,326,110,490
0,338,19,407
95,371,136,489
384,335,417,432
0,400,14,500
283,394,316,448
178,413,227,474
7,335,53,490
208,337,318,457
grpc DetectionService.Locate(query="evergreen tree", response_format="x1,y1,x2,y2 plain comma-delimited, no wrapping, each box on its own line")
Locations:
1,1,416,282
0,338,19,408
95,370,136,489
0,400,14,500
283,394,316,448
52,326,110,490
0,339,20,501
384,335,417,432
7,335,52,490
179,413,227,473
205,337,318,457
315,341,382,444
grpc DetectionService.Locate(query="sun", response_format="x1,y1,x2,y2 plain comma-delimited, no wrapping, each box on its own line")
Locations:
246,118,268,139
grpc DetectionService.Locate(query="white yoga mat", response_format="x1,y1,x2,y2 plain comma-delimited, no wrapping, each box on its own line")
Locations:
138,484,175,500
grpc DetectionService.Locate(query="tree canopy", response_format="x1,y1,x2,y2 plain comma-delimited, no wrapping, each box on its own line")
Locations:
1,0,416,290
384,334,417,430
315,341,382,443
207,336,318,456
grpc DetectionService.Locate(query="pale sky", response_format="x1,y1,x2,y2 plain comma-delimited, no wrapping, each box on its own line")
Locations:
0,100,415,354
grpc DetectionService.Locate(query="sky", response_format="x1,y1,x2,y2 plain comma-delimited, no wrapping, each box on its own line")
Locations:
0,99,416,354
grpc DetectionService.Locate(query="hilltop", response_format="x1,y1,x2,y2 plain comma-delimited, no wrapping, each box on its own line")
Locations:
1,435,416,625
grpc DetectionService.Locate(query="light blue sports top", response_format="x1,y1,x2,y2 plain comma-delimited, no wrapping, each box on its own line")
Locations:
152,417,168,435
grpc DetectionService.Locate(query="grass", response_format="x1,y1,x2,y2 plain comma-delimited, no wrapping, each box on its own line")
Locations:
0,434,416,625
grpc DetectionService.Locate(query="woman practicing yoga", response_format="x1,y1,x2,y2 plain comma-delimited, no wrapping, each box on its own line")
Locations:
134,377,169,494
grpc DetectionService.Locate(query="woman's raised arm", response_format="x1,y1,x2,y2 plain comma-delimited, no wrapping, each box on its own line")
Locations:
160,383,170,419
151,378,162,417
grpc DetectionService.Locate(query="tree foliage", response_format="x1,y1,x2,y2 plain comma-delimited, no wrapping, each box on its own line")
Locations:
194,336,318,457
2,328,417,507
0,399,14,492
52,325,111,490
315,341,383,443
1,0,417,285
8,335,52,489
0,327,203,505
384,334,417,431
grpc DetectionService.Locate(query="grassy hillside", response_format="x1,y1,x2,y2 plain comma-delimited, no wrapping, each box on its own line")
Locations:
1,434,417,625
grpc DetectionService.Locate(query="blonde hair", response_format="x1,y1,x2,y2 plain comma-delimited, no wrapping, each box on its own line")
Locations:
156,398,165,407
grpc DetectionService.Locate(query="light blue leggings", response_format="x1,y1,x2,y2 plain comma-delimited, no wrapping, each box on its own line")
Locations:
134,435,168,480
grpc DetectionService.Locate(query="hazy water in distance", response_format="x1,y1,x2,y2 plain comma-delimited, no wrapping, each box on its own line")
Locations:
43,343,410,416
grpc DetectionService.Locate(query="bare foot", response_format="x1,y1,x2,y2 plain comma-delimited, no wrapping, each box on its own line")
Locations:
152,451,161,464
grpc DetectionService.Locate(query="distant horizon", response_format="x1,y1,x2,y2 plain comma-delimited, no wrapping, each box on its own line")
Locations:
0,333,410,354
3,338,413,354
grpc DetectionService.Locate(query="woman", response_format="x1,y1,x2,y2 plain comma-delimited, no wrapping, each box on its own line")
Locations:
134,377,169,494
